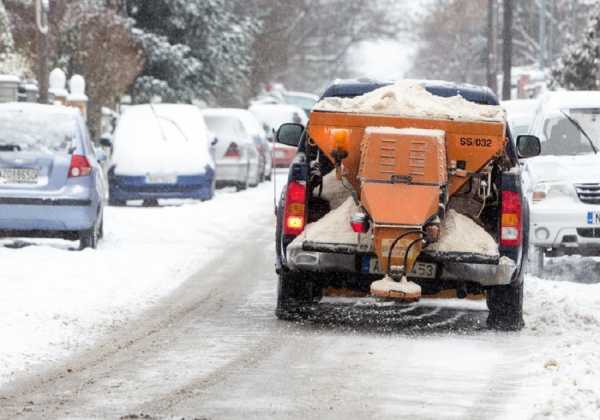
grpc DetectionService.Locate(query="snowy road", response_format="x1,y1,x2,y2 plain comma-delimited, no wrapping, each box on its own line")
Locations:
0,172,599,419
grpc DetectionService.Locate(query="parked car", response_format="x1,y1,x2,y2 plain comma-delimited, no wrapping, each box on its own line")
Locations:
280,91,319,116
523,91,600,272
501,98,537,138
201,108,261,190
249,103,308,168
0,103,105,249
107,104,215,206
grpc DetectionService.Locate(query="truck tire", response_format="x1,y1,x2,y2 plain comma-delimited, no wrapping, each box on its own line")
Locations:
275,270,321,320
486,274,524,331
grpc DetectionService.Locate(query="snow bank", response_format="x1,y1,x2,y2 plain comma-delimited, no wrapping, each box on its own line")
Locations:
0,181,276,386
314,80,505,122
112,104,213,176
524,276,600,420
427,209,498,256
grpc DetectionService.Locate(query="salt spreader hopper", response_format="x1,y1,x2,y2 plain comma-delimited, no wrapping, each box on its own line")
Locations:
308,111,506,299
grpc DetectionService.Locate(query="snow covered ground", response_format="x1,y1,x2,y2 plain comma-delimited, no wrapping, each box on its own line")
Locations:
0,171,599,419
0,180,281,387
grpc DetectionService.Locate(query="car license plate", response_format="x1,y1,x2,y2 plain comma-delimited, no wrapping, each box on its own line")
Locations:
0,168,39,184
408,262,437,279
587,211,600,225
146,174,177,184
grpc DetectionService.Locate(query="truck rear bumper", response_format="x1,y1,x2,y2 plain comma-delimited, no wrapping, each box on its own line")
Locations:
286,243,516,286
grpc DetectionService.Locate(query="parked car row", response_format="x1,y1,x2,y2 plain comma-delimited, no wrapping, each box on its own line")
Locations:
503,91,600,273
0,97,308,250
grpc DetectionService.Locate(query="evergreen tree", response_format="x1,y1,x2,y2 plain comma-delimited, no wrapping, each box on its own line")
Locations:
552,5,600,90
127,0,256,105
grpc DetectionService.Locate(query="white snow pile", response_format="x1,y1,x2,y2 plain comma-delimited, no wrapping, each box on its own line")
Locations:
314,80,505,122
524,276,600,420
426,209,498,256
0,182,275,386
112,104,214,176
320,171,353,210
291,196,359,247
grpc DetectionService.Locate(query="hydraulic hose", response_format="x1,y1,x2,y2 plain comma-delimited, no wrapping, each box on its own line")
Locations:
386,230,423,276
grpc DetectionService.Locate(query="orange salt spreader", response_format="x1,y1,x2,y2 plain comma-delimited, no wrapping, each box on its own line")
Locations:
308,110,506,300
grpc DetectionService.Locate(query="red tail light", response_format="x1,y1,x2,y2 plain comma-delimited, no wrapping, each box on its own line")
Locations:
224,142,241,158
68,154,92,178
283,181,306,236
501,190,522,247
350,212,369,233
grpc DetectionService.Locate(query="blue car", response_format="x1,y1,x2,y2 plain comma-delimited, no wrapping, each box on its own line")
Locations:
0,103,105,249
107,104,216,206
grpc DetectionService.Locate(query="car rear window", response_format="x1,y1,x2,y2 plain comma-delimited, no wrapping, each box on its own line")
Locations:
204,115,246,140
0,106,77,154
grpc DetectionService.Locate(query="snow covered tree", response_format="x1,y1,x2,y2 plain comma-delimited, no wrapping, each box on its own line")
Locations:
0,0,32,77
552,4,600,91
126,0,257,105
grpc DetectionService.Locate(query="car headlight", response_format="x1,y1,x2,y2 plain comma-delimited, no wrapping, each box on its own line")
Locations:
532,182,575,202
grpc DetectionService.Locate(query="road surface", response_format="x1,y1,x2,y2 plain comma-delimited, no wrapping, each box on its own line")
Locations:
0,175,597,419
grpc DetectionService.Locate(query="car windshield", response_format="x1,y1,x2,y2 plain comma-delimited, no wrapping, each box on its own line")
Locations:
539,108,600,156
204,115,246,140
0,107,76,154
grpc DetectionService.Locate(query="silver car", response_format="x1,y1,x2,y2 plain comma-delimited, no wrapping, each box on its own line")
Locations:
0,103,105,249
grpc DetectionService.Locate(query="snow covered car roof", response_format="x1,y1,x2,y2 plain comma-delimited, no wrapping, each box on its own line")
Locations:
248,103,308,132
537,91,600,113
200,108,264,139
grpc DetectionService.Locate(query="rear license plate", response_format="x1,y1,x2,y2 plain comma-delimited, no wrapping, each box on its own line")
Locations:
146,174,177,184
587,211,600,225
0,168,39,184
361,256,437,279
409,262,437,279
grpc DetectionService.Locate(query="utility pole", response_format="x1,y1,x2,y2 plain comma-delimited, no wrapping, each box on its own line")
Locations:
502,0,513,100
35,0,49,103
487,0,498,95
539,0,546,70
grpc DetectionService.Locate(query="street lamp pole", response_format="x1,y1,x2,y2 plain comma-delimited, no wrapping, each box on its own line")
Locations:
35,0,49,103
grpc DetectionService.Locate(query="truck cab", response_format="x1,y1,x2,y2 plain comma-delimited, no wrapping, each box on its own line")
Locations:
274,80,540,330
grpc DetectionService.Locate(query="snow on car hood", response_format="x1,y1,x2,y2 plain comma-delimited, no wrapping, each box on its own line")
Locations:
524,154,600,185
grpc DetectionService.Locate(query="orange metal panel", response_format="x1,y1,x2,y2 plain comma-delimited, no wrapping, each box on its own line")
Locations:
308,111,505,195
361,183,440,226
358,129,447,186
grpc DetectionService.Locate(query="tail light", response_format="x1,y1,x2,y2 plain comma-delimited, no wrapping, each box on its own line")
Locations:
69,154,92,178
350,212,369,233
224,142,241,158
283,181,306,236
501,190,522,247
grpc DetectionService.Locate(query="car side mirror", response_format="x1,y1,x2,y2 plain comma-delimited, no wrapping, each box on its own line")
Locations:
276,123,304,147
516,135,541,159
99,137,113,149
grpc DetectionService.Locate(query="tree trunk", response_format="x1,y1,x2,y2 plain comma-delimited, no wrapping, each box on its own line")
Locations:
502,0,513,100
487,0,498,95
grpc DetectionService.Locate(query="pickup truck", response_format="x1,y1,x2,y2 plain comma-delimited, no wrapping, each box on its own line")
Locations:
274,80,541,330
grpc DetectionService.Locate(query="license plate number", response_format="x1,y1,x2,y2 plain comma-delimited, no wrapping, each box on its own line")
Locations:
409,262,437,279
0,168,38,184
146,174,177,184
587,211,600,225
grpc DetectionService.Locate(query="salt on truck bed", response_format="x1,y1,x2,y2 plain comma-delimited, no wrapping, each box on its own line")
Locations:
274,80,541,330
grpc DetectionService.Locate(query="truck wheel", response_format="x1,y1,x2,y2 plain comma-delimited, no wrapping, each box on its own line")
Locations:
276,271,321,320
486,274,524,331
